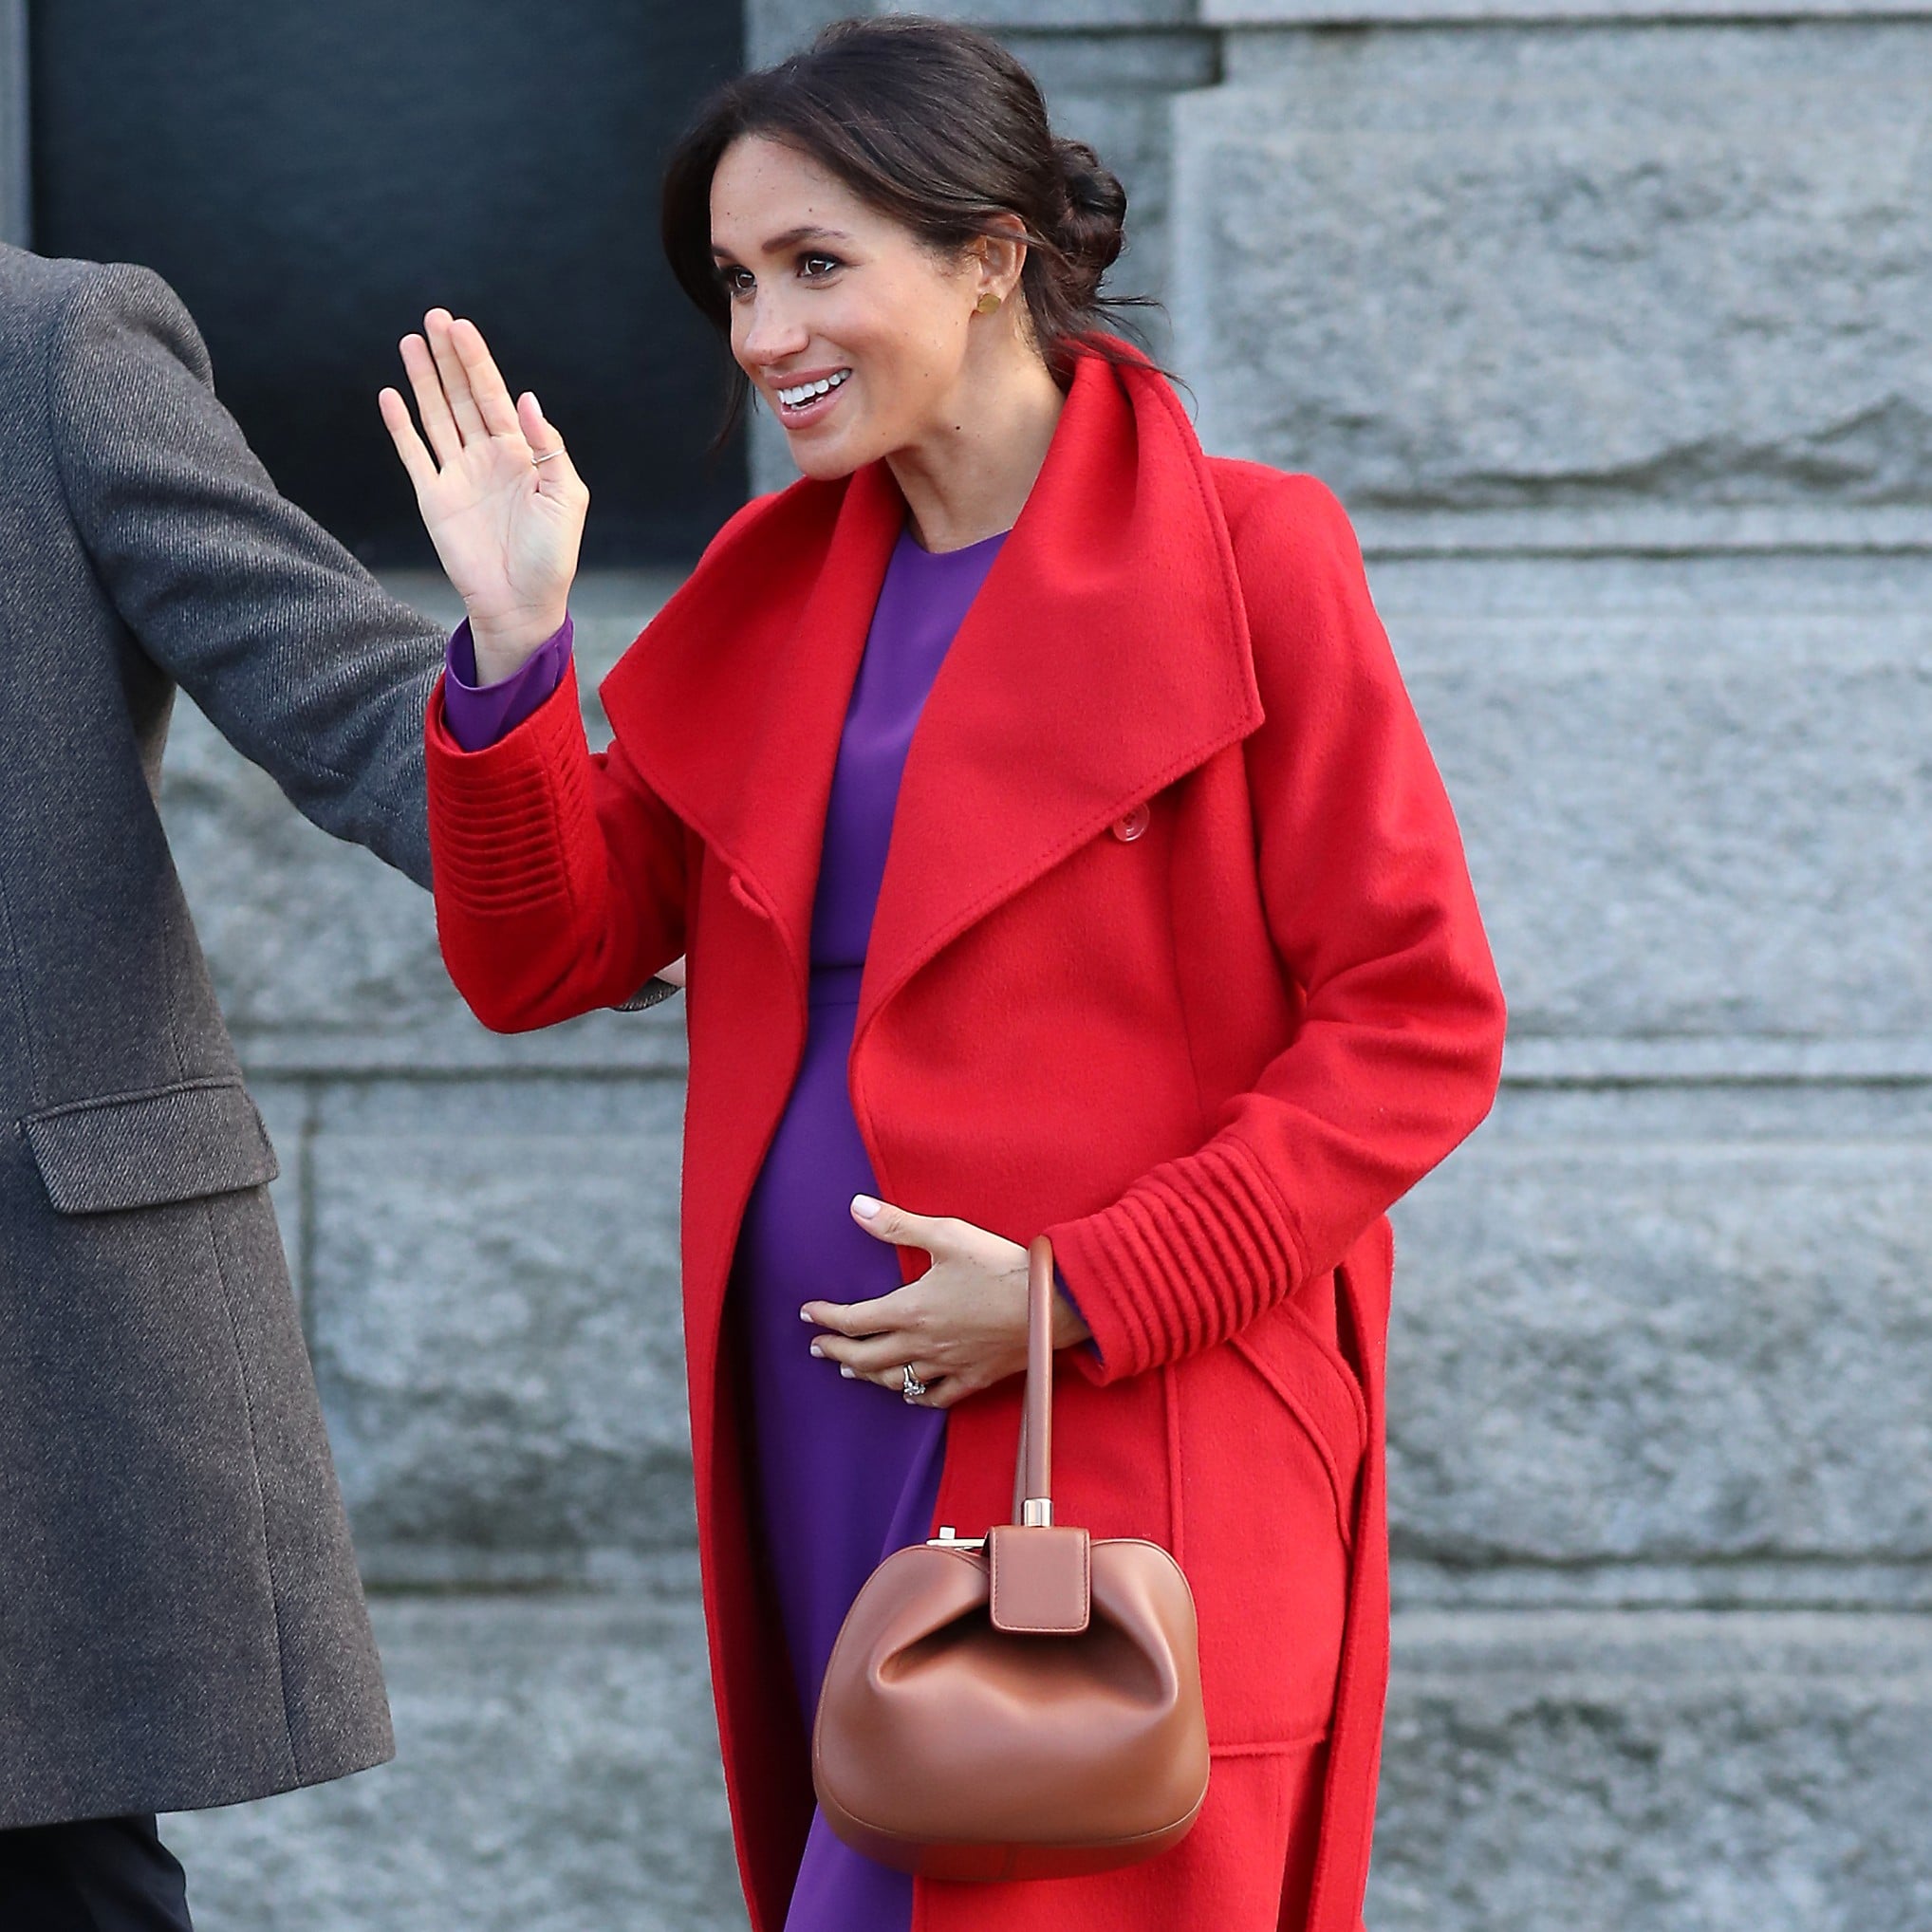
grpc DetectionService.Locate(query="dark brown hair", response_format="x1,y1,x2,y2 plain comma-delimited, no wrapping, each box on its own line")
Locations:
660,15,1152,439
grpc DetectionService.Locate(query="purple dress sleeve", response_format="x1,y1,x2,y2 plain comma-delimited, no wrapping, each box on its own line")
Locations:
1055,1268,1097,1364
440,615,573,752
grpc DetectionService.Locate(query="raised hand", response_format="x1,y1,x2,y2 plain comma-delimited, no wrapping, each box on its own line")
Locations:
379,309,587,680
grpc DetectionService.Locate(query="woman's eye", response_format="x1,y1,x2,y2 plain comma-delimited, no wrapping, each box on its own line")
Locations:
800,253,844,281
718,266,754,299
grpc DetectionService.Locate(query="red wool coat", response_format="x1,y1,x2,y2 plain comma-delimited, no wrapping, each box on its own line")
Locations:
425,349,1506,1932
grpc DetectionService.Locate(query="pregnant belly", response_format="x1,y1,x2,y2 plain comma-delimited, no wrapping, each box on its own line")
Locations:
734,962,946,1720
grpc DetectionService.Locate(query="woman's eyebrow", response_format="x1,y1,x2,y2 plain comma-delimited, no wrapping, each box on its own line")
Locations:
712,225,854,262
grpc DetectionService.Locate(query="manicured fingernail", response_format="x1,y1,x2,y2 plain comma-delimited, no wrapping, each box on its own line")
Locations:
798,1308,814,1323
809,1343,824,1358
840,1365,856,1379
527,390,542,417
851,1194,882,1219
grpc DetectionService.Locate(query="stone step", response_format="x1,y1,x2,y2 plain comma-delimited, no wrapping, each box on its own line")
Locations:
272,1070,1932,1584
161,1596,1932,1932
1388,1103,1932,1573
303,1078,693,1586
163,551,1932,1067
1371,1609,1932,1932
1171,25,1932,534
1378,553,1932,1041
164,1587,747,1932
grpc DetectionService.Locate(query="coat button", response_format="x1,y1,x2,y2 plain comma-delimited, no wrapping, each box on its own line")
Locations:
1111,804,1151,844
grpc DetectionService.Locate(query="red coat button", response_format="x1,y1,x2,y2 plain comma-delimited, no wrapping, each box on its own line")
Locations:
1111,804,1151,843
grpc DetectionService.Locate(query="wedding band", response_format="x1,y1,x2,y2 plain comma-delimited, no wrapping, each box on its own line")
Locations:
901,1365,929,1400
531,448,565,465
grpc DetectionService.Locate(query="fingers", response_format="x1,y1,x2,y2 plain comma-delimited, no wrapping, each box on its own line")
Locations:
518,391,586,501
826,1347,961,1409
425,307,489,441
391,311,565,495
805,1304,967,1404
879,1365,957,1408
808,1204,1029,1411
378,386,438,494
803,1286,913,1338
802,1290,934,1384
849,1194,960,1255
806,1304,980,1408
814,1328,921,1376
914,1379,967,1410
399,331,462,467
450,316,524,439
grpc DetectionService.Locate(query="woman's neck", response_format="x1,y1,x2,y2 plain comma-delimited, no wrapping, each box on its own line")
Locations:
886,348,1067,555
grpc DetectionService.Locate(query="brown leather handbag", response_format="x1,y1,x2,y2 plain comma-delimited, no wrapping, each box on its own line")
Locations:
812,1235,1211,1883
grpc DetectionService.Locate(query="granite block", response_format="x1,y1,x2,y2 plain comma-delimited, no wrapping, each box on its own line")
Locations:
163,1588,746,1932
1173,28,1932,525
162,1600,1932,1932
306,1085,694,1581
1370,1610,1932,1932
1388,1132,1932,1565
1371,552,1932,1042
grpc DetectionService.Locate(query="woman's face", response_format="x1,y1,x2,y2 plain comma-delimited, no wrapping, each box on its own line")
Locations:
709,136,991,480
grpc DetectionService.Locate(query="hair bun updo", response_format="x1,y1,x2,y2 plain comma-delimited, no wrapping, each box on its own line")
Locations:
1050,139,1128,308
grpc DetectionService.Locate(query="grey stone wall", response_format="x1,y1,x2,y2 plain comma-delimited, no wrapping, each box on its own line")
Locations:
1166,11,1932,1929
153,3,1931,1929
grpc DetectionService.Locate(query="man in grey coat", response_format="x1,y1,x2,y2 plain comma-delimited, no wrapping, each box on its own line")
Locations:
0,243,444,1927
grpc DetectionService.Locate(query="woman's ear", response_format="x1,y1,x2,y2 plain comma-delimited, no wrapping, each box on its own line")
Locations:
975,215,1030,306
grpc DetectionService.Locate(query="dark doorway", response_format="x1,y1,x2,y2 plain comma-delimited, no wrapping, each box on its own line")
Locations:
31,1,746,567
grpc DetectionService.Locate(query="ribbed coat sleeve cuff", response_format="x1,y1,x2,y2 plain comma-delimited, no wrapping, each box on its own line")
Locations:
1044,1135,1311,1386
426,658,595,920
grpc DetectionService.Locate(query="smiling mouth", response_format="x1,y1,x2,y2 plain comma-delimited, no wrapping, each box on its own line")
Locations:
774,368,851,414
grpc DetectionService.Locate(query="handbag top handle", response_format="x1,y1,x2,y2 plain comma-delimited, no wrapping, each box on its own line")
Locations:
1019,1235,1056,1527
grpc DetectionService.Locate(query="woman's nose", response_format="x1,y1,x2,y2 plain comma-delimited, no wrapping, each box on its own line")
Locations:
738,295,809,368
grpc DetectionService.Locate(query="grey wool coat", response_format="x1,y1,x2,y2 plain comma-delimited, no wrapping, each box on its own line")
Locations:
0,244,444,1828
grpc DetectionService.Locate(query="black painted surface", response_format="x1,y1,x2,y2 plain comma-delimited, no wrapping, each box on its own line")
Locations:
32,1,745,566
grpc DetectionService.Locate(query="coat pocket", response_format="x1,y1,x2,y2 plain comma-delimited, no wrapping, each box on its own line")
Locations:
1230,1294,1369,1551
23,1077,280,1215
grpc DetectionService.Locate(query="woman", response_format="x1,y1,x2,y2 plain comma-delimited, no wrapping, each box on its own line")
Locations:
381,18,1506,1932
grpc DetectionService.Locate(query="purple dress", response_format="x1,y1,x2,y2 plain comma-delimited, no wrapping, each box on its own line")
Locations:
445,525,1009,1932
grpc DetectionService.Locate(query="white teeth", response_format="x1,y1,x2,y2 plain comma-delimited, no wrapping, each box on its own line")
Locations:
777,369,850,409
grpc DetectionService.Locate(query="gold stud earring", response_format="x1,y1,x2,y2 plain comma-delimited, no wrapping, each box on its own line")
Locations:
975,290,1003,316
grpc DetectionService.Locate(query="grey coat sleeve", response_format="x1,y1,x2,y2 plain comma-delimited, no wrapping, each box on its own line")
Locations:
44,262,443,887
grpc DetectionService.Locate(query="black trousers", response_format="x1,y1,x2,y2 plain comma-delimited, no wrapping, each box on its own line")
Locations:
0,1815,193,1932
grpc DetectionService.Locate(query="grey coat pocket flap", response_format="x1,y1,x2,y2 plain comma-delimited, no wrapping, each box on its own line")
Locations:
24,1078,280,1215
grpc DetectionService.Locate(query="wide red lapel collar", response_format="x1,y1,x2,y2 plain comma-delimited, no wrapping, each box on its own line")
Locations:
599,460,904,980
597,346,1261,1012
858,349,1261,1031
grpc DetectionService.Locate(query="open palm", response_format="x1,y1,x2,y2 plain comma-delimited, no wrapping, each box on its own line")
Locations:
380,309,587,678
